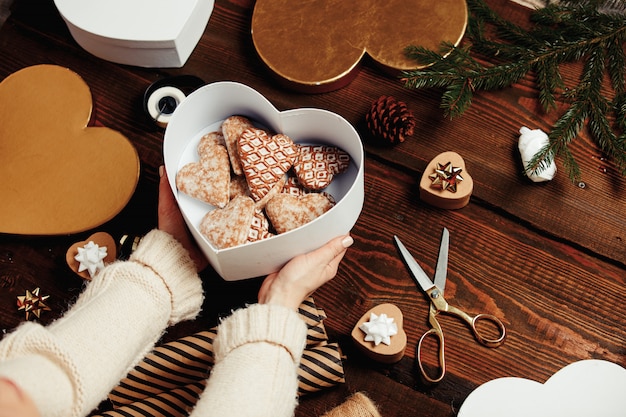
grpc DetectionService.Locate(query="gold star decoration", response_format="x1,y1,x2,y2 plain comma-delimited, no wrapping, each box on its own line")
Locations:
429,161,464,193
17,287,51,321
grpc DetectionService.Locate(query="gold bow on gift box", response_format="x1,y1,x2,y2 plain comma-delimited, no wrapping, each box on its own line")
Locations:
94,298,345,417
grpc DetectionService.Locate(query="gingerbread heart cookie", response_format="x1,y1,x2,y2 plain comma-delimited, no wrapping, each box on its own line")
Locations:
282,175,337,204
293,144,351,190
197,131,226,156
238,128,298,204
176,144,230,208
419,151,473,210
199,195,256,249
222,115,256,175
265,193,334,234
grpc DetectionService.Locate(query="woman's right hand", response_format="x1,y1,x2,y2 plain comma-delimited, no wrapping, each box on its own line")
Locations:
257,235,354,310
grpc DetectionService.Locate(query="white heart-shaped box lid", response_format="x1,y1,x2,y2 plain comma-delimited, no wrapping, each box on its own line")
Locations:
54,0,206,44
458,360,626,417
54,0,214,67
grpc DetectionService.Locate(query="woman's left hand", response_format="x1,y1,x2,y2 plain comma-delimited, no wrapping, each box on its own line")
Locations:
158,166,209,272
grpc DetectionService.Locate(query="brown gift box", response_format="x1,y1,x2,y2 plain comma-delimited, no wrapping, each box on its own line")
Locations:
251,0,468,92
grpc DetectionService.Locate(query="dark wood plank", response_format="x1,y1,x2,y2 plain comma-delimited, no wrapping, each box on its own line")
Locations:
298,157,625,415
0,1,623,416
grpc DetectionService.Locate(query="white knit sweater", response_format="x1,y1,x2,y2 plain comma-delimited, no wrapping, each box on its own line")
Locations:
0,229,308,417
0,230,203,417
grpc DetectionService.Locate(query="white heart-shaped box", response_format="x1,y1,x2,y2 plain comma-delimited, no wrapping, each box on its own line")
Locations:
458,360,626,417
164,81,365,281
54,0,214,67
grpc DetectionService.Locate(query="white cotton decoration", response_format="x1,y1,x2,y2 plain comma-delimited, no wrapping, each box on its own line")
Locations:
518,126,557,182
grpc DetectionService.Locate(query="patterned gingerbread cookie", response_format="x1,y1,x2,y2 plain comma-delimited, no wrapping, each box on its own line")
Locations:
292,144,350,190
248,210,273,242
238,128,298,204
282,175,336,204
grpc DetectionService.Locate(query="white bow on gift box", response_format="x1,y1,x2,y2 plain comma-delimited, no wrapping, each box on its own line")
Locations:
54,0,214,68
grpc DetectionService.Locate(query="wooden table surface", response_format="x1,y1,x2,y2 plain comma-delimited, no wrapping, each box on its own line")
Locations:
0,0,624,416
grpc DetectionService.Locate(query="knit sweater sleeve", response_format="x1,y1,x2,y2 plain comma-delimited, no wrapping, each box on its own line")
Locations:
0,229,204,417
190,303,307,417
128,229,203,324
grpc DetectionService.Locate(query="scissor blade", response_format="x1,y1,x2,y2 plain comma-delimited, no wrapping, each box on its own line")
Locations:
434,228,449,291
394,235,435,292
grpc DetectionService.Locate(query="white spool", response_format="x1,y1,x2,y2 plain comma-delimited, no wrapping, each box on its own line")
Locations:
146,85,186,128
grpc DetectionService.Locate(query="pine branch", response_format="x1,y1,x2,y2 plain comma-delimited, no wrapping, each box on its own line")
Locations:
401,0,626,181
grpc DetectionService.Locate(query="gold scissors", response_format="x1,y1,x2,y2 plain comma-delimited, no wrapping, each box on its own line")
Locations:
394,228,506,383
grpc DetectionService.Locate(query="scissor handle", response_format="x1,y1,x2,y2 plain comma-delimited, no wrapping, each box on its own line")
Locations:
469,313,506,347
416,328,446,383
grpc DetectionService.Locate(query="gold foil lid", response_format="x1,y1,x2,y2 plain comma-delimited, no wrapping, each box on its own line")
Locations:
0,65,139,235
252,0,468,92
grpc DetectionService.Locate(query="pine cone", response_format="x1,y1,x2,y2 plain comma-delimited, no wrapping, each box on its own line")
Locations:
365,96,416,144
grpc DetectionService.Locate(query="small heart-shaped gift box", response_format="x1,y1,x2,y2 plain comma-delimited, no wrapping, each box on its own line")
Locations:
66,232,117,280
164,82,364,281
351,303,407,364
419,151,473,210
54,0,214,67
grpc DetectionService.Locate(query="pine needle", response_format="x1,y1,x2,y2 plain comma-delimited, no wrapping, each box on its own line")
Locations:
401,0,626,181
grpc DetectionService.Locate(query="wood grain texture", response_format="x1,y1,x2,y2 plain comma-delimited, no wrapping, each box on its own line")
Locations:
0,0,623,416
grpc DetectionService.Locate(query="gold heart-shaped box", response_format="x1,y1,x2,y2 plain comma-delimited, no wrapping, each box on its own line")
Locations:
252,0,467,92
0,65,139,235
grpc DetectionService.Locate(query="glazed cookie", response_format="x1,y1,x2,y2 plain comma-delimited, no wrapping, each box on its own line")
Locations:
222,115,256,175
238,128,298,204
265,193,334,234
199,195,256,249
176,144,230,208
197,131,226,156
293,144,350,190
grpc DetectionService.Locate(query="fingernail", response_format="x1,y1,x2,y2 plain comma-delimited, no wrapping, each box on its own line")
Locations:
342,236,354,248
159,165,164,177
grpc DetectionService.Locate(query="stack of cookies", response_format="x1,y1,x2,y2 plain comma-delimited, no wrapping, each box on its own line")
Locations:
176,115,351,249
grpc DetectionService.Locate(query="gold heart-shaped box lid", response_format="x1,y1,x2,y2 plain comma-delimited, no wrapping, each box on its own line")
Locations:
0,65,140,235
252,0,468,92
